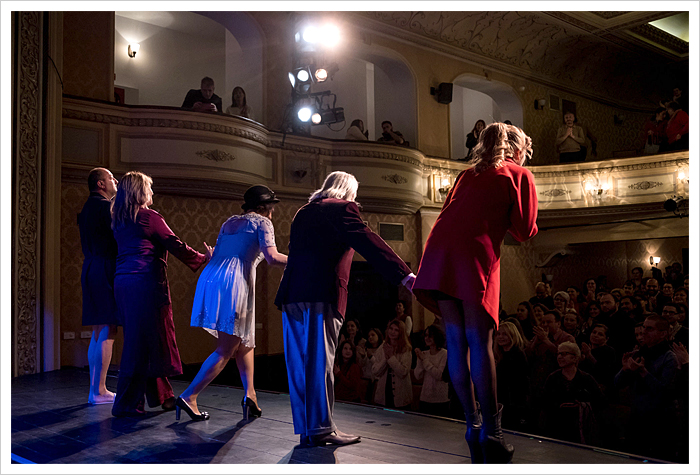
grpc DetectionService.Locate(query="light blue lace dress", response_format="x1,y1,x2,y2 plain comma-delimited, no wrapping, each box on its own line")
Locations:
190,213,276,347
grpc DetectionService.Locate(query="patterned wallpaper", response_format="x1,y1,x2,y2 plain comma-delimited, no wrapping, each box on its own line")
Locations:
60,184,423,366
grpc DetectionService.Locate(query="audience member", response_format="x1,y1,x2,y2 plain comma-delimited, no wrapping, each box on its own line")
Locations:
672,287,687,307
584,278,598,303
622,280,636,296
333,341,363,403
607,295,640,354
552,291,569,315
225,86,254,120
339,318,367,353
561,310,583,345
532,303,547,324
494,322,530,430
372,319,413,410
614,315,680,461
377,121,406,145
463,119,486,161
581,301,601,336
671,341,689,463
504,317,529,346
359,327,384,402
529,282,554,309
566,285,586,315
555,112,586,163
541,342,605,445
610,288,623,302
394,300,413,336
345,119,369,141
79,167,120,405
645,278,661,312
597,293,618,328
579,323,619,398
641,107,668,155
414,325,449,416
664,101,689,151
630,267,644,289
514,301,537,341
181,77,223,113
661,304,689,348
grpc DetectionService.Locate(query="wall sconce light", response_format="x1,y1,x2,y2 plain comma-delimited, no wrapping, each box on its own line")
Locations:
433,174,453,202
582,172,612,203
676,162,689,192
649,256,661,267
128,44,140,58
534,99,546,110
613,114,625,126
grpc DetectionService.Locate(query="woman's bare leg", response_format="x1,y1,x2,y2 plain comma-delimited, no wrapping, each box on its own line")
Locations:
88,324,118,403
438,300,477,416
234,345,257,405
179,332,240,414
461,301,497,425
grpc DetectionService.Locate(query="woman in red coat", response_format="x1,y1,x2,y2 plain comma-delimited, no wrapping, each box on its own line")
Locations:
110,171,212,417
413,123,538,463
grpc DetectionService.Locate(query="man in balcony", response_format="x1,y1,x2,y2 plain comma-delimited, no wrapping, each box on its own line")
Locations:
377,120,406,145
181,77,223,113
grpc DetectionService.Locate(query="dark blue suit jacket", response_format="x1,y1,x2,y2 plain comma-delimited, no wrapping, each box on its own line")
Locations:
274,198,411,317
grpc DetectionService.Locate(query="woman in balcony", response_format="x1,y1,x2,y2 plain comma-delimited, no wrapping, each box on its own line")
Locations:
177,185,288,421
225,86,254,120
462,119,485,161
345,119,369,140
642,107,668,155
412,122,538,463
664,101,689,151
110,172,211,418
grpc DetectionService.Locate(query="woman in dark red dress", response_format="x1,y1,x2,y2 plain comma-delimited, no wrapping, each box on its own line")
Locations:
111,171,211,417
413,123,538,463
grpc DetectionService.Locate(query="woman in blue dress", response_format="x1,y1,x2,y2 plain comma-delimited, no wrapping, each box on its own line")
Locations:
176,185,288,421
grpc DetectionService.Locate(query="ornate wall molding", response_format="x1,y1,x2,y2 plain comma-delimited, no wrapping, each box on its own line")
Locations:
381,174,408,185
14,11,42,376
628,180,663,191
541,189,571,197
197,149,236,162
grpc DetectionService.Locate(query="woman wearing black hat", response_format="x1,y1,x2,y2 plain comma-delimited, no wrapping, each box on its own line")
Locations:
176,185,287,421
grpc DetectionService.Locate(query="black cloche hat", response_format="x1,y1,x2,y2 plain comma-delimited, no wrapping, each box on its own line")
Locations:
242,185,280,211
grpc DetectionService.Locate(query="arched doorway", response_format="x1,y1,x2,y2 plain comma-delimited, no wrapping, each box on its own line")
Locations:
450,74,523,159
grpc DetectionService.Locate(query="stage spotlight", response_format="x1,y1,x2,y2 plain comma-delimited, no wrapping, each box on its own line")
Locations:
302,26,319,44
288,72,296,88
297,107,313,122
296,69,310,82
319,107,345,125
311,112,322,125
320,24,340,47
315,68,328,82
290,66,314,93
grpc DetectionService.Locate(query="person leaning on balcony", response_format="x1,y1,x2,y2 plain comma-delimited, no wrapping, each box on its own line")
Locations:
345,119,369,141
555,112,586,163
181,76,223,113
377,120,406,145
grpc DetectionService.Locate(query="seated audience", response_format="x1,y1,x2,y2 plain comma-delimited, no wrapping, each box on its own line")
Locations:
333,341,363,403
345,119,369,141
181,77,223,113
532,303,548,324
664,101,689,151
225,86,254,120
555,112,586,163
614,315,680,461
372,319,412,410
607,295,641,354
581,300,602,336
661,304,689,348
584,278,598,303
561,309,583,344
377,121,406,145
671,341,689,463
541,342,605,445
413,325,449,416
597,293,618,328
630,266,644,290
552,291,569,315
622,280,636,296
494,322,530,430
566,285,586,315
645,278,661,313
339,317,367,353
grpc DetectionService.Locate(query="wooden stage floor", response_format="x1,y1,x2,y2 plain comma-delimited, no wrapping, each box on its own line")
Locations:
10,368,667,465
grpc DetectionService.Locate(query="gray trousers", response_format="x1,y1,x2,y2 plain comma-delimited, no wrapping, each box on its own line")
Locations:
282,302,343,436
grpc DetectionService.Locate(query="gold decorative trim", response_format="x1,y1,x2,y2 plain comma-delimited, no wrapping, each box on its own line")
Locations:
531,157,687,178
590,12,631,20
196,149,236,162
382,174,408,185
541,189,571,197
629,23,689,53
15,11,41,375
628,180,663,191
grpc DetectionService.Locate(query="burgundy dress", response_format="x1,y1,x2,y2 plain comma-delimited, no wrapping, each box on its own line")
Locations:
413,159,538,329
112,208,206,414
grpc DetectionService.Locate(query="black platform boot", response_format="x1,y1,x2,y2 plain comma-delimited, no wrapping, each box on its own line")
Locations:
465,403,484,464
479,403,514,464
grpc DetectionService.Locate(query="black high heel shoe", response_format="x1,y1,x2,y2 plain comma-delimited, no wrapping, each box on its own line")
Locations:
175,397,210,422
241,396,262,419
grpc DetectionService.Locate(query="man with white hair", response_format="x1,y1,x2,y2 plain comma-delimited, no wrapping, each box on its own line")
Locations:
275,171,415,447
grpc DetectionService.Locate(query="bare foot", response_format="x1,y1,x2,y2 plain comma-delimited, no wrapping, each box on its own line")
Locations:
89,390,116,405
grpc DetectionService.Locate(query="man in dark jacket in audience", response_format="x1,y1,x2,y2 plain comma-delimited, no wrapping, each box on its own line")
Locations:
614,315,679,461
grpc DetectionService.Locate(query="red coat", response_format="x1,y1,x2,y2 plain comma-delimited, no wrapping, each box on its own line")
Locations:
666,110,689,144
413,159,538,328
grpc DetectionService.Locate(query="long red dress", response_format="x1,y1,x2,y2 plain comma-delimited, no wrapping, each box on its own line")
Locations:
112,208,206,414
413,159,538,329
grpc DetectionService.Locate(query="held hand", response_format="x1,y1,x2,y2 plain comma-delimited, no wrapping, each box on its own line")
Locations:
628,357,645,372
414,348,423,360
356,346,366,358
384,344,394,358
581,342,592,358
204,242,214,260
672,342,689,367
333,364,340,376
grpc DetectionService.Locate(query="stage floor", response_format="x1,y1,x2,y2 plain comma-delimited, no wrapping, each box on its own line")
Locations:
10,368,664,465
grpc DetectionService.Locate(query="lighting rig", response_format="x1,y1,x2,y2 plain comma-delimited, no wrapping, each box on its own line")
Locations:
284,19,344,133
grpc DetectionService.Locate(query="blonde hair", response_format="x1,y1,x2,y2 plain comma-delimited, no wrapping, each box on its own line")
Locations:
385,319,411,354
309,171,358,202
558,341,581,360
494,321,525,364
111,171,152,230
469,122,533,174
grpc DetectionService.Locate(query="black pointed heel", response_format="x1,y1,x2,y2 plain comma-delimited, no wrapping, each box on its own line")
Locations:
175,397,210,422
241,396,262,419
